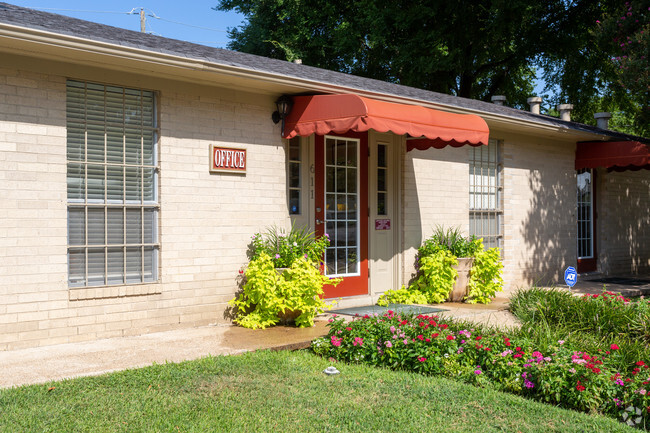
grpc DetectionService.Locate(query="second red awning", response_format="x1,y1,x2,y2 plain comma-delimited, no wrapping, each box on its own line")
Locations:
283,94,489,149
576,141,650,172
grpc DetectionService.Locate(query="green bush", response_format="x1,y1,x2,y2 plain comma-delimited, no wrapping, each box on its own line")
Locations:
250,224,330,268
510,287,650,369
410,250,459,303
377,286,428,306
467,246,504,303
230,253,339,329
510,287,650,343
417,225,482,260
390,228,503,305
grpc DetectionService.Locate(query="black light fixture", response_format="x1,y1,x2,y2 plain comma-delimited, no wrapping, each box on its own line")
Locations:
272,95,293,135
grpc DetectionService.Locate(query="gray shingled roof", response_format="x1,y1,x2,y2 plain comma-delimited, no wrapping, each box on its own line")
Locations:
1,2,647,143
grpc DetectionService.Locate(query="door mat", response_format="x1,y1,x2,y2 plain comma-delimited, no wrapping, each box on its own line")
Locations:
586,277,650,286
329,303,445,317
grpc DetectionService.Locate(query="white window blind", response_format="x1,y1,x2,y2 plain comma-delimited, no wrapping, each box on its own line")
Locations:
66,80,159,288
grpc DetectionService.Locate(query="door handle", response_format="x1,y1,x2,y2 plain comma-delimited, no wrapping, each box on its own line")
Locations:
316,219,324,225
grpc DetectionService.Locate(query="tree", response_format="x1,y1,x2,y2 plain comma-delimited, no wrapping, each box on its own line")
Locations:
216,0,648,136
595,1,649,136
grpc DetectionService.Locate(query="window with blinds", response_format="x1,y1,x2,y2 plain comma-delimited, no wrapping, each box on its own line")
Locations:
469,139,503,250
66,81,159,287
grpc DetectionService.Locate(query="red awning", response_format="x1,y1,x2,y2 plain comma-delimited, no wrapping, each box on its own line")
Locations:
283,94,489,149
576,141,650,172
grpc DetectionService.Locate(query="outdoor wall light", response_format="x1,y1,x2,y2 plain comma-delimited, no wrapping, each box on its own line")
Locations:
272,95,293,134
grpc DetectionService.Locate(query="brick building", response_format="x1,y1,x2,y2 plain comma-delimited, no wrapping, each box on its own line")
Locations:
1,3,648,350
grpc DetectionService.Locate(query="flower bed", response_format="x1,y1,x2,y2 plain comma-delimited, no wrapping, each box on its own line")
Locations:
312,310,650,428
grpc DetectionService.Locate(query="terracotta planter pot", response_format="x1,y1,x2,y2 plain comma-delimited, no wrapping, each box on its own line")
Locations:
448,258,474,302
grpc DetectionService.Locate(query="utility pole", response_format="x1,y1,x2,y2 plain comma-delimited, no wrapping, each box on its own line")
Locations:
139,8,145,33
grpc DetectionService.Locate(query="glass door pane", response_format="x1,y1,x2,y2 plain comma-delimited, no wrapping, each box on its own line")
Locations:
324,137,359,276
577,169,593,259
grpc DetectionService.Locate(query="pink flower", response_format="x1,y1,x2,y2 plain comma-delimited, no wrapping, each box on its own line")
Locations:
417,357,427,363
275,254,281,259
385,341,392,348
331,335,342,347
353,337,363,346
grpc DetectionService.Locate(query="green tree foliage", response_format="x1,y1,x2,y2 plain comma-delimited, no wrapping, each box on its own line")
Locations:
216,0,648,136
595,1,649,136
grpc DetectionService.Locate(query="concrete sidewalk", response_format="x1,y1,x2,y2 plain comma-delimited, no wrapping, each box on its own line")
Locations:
0,301,514,389
2,276,648,389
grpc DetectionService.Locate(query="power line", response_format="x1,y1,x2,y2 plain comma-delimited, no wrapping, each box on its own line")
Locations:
28,6,230,33
24,7,129,15
27,6,233,39
150,15,229,33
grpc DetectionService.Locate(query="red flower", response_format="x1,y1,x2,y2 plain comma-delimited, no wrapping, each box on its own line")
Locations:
345,327,352,331
515,347,522,352
439,324,448,330
432,333,439,338
446,335,455,341
636,361,646,366
417,335,424,340
505,342,512,347
576,380,586,392
425,338,430,343
610,344,620,350
475,336,482,340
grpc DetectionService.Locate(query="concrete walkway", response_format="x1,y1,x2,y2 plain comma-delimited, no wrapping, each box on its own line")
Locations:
2,275,648,389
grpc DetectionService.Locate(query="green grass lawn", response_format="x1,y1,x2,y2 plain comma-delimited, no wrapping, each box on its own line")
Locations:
0,350,634,433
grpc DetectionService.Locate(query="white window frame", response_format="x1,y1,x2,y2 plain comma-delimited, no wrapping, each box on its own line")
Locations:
66,80,160,288
469,139,503,250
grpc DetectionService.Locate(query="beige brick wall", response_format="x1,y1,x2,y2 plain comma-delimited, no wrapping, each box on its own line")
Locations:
402,145,471,285
597,169,650,274
500,132,577,290
401,131,578,293
0,65,290,350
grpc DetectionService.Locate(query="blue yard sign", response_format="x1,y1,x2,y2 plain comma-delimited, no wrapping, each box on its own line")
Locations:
564,266,577,287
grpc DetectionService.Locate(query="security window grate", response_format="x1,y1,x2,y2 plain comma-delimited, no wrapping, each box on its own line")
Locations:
469,139,503,250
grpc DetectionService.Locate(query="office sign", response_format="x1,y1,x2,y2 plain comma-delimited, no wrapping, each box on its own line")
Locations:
210,145,246,173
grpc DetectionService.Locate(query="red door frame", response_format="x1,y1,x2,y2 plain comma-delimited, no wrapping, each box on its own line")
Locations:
314,132,369,298
577,169,597,273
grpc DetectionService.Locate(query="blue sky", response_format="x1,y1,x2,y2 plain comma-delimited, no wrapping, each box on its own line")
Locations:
7,1,245,48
